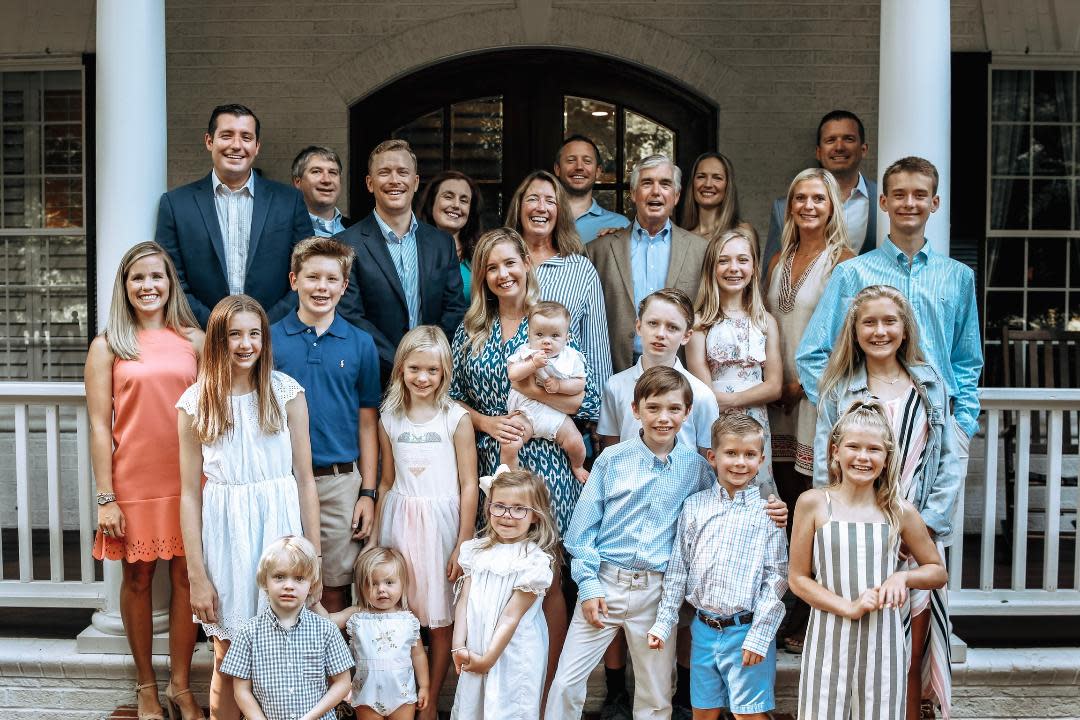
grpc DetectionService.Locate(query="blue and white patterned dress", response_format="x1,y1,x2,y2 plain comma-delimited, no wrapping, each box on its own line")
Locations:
451,317,600,535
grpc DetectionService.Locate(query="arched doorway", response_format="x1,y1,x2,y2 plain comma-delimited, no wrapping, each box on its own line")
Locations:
348,49,718,227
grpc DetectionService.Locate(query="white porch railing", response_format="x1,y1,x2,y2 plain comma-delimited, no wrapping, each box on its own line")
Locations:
0,382,103,608
0,384,1077,617
948,387,1080,615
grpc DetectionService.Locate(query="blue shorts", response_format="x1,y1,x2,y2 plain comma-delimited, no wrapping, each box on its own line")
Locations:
689,612,776,714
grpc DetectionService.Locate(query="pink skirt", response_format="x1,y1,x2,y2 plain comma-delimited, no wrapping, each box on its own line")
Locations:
378,490,460,628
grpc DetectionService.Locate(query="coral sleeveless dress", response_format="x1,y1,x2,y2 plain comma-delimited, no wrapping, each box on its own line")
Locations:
93,328,196,562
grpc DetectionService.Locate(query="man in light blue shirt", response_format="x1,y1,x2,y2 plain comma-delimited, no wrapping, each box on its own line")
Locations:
291,145,354,237
762,110,878,278
797,156,982,449
555,134,630,243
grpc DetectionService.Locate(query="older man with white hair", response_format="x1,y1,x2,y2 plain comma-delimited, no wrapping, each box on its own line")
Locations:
586,154,708,373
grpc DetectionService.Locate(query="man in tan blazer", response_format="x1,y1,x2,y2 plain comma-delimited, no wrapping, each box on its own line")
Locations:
586,153,707,373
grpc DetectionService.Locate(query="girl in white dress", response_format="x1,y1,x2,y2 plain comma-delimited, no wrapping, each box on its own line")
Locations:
451,468,557,720
375,326,478,719
177,295,321,720
687,227,782,489
322,547,430,719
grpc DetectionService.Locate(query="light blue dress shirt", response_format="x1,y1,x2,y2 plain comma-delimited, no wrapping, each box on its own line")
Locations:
309,209,345,237
795,236,983,437
574,198,630,244
564,434,714,602
211,169,256,295
373,211,421,329
630,219,673,355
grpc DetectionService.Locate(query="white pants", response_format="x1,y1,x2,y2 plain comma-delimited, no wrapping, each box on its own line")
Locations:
545,564,677,720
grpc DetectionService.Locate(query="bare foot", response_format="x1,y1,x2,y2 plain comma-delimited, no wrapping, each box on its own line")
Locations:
571,466,590,483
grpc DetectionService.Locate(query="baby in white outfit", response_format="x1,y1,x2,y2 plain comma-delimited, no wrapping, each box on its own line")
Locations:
504,301,589,482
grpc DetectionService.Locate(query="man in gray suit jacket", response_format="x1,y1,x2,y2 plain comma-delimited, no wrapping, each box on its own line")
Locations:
762,109,877,278
586,154,708,373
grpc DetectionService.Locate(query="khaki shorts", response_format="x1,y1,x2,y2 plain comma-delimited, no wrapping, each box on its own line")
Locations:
318,467,364,588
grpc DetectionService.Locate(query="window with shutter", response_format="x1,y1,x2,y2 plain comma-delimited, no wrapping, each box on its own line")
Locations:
0,66,89,381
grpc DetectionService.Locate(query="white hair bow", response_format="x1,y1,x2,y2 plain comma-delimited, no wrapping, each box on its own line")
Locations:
479,464,512,495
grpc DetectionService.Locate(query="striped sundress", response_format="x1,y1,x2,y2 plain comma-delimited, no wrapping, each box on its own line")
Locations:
798,491,905,720
883,386,952,719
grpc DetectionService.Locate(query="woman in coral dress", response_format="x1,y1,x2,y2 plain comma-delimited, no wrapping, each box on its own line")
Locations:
86,241,204,720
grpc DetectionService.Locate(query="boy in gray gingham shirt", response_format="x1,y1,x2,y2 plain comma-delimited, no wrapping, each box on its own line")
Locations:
221,536,353,720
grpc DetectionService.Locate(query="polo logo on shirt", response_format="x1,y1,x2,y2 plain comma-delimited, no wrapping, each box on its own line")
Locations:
340,360,345,368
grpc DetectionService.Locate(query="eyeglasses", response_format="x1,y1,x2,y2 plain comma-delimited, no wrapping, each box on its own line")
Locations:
489,502,536,520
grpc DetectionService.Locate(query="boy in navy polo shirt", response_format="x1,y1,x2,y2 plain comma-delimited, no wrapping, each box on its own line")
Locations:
271,237,380,612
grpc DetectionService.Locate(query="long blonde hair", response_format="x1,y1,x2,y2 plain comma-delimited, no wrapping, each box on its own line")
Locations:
694,228,769,333
352,546,410,612
817,285,925,401
382,325,453,416
478,469,559,564
778,168,850,271
827,400,903,536
104,242,198,360
194,295,283,444
463,228,541,355
505,170,585,256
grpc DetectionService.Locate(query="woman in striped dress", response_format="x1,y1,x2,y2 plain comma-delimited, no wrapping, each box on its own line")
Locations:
506,169,613,400
790,401,947,720
811,285,963,719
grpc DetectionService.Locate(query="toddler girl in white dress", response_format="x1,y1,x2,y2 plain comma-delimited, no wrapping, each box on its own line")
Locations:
322,547,430,718
451,467,557,719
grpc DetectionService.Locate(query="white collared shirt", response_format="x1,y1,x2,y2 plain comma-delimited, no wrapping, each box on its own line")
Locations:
211,169,256,294
843,172,871,253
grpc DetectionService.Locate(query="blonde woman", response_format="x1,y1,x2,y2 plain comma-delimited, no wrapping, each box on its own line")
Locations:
177,295,320,720
450,227,600,702
86,242,204,720
765,168,855,494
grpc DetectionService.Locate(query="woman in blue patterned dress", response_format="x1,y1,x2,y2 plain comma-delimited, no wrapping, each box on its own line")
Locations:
450,226,600,700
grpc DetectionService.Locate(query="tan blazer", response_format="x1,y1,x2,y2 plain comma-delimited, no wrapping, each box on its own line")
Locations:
585,223,708,373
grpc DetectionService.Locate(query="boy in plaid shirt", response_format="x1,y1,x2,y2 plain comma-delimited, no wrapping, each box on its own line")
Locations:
220,535,353,720
648,413,788,720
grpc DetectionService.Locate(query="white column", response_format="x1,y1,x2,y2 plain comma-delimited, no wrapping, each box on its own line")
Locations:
78,0,171,654
877,0,951,254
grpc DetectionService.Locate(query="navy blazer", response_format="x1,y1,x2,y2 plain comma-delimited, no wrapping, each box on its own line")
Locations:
761,176,878,280
156,172,311,326
335,212,468,380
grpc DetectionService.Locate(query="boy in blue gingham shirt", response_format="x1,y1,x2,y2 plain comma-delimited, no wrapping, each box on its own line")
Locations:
649,413,788,718
220,536,353,720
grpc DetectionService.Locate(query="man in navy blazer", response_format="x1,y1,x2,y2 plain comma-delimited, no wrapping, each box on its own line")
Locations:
762,109,877,278
336,139,467,384
156,104,311,326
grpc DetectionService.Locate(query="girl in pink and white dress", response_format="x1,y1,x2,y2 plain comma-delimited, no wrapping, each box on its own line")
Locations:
375,325,479,720
687,227,782,490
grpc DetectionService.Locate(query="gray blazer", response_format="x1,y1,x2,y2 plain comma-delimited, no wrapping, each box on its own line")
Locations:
585,223,708,373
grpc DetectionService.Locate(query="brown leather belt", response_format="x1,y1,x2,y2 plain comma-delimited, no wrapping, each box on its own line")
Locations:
696,610,753,630
312,460,356,478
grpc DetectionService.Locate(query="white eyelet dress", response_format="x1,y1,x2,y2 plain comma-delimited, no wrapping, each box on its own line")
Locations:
175,371,304,640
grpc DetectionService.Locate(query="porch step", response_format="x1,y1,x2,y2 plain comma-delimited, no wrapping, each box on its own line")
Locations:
1,638,1078,718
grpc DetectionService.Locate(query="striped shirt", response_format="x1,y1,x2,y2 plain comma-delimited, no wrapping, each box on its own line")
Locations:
649,484,788,656
373,211,421,329
565,434,714,602
796,236,983,438
534,253,614,403
219,606,354,720
211,169,255,294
